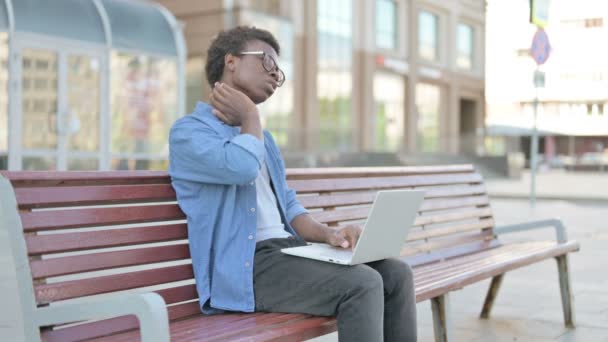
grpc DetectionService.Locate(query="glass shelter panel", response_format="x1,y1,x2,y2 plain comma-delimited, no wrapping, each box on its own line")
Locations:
21,49,59,171
0,32,8,169
67,55,101,170
111,52,177,170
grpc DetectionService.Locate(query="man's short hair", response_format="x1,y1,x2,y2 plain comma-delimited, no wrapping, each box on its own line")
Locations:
205,26,281,87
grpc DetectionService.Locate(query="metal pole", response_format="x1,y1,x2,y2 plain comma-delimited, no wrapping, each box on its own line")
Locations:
530,67,540,208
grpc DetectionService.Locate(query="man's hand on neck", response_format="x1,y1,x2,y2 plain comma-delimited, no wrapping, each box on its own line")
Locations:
210,82,262,140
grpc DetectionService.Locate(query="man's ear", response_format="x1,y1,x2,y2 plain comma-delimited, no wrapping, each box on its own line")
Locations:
224,54,237,72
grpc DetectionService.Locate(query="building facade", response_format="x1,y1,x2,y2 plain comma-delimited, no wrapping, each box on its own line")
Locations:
486,0,608,168
157,0,486,165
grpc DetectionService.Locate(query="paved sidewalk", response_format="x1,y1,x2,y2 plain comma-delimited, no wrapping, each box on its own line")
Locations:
485,170,608,202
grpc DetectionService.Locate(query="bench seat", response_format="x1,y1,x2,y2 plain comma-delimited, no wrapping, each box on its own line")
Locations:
41,241,578,342
0,165,579,342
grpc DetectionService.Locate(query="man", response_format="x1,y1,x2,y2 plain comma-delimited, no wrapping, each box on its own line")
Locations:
169,26,416,342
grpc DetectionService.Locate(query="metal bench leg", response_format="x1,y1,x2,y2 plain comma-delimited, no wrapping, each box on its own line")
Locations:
480,273,504,319
555,255,576,328
431,294,452,342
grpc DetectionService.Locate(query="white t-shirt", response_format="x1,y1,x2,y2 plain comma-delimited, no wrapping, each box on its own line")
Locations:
255,160,292,242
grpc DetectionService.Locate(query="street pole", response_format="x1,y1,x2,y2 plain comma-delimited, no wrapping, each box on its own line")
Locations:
530,68,540,208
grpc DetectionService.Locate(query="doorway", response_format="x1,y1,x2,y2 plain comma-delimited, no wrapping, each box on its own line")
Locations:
459,98,477,155
11,39,106,170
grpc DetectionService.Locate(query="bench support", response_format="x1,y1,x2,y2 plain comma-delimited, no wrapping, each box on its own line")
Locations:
431,293,452,342
480,273,504,319
555,255,576,328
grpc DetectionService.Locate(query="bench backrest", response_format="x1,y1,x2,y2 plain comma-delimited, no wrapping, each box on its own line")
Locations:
0,164,494,340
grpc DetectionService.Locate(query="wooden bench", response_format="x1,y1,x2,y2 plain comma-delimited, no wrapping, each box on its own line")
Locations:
0,165,579,342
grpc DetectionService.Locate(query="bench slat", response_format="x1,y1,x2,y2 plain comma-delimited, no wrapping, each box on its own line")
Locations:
288,173,483,193
14,184,176,209
26,224,188,255
219,316,336,342
296,185,488,209
285,164,474,179
414,207,493,226
21,204,186,232
404,237,499,267
407,218,495,241
401,230,495,259
0,170,169,187
30,244,191,279
35,264,194,304
414,241,580,302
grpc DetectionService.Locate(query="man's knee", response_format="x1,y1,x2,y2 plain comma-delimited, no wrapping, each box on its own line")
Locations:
348,265,384,297
381,258,415,292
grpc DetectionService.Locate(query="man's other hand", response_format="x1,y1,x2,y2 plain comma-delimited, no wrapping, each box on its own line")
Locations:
326,225,362,250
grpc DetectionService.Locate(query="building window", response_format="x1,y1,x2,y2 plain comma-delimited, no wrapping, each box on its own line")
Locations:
416,83,440,152
418,10,439,62
457,23,474,70
376,0,397,50
240,11,295,148
373,72,404,151
318,0,353,151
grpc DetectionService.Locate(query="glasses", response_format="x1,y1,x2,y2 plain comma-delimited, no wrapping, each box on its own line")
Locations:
238,51,285,87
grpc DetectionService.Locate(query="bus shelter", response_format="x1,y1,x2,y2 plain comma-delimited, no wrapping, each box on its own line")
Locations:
0,0,185,170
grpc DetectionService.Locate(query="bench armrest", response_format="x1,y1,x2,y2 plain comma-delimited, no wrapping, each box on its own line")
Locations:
494,218,568,243
34,292,169,341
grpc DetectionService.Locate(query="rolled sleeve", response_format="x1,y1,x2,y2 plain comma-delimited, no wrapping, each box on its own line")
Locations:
285,188,308,224
231,134,265,169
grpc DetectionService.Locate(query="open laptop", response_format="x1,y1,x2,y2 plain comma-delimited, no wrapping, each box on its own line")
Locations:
281,190,425,265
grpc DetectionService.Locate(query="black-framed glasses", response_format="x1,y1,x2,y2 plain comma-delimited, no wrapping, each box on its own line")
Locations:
238,51,285,87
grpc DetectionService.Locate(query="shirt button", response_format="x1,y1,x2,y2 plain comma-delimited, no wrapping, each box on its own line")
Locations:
248,235,254,240
250,181,254,186
245,262,251,267
250,207,256,212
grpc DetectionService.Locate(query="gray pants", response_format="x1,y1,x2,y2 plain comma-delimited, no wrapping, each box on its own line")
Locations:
254,237,417,342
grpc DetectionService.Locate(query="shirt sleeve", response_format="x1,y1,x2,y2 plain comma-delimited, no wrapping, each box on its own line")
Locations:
263,132,309,223
169,119,265,185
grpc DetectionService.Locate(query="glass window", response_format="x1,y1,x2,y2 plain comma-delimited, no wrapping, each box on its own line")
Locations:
318,0,353,151
418,11,439,62
416,83,440,152
0,32,7,169
21,49,58,151
376,0,397,50
240,11,295,148
67,55,100,154
111,52,178,170
373,72,404,151
457,23,474,70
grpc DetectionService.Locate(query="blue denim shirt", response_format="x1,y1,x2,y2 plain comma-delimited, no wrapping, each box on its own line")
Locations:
169,102,307,314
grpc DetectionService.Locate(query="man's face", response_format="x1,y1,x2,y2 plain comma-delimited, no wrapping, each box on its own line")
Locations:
228,40,282,104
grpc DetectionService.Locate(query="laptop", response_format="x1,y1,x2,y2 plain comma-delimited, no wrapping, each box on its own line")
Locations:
281,190,425,265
